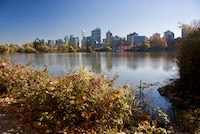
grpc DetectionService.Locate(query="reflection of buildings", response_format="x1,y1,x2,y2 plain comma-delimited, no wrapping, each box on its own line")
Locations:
90,53,101,71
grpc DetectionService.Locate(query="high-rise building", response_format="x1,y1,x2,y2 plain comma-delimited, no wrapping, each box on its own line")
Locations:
82,30,86,39
182,29,186,38
150,33,161,40
64,36,69,45
91,27,101,46
81,30,86,48
164,30,174,41
106,30,112,45
69,35,79,47
48,40,55,47
55,39,64,46
132,35,146,46
111,36,121,51
127,33,145,46
127,32,138,45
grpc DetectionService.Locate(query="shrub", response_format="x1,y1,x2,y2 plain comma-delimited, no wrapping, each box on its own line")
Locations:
0,58,134,132
27,68,134,132
0,58,170,133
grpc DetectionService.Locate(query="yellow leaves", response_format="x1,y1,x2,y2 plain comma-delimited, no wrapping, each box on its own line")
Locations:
0,59,136,132
82,95,87,100
70,100,75,104
2,61,7,67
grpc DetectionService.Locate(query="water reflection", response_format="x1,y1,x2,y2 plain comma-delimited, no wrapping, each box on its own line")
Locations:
2,52,176,78
1,52,177,111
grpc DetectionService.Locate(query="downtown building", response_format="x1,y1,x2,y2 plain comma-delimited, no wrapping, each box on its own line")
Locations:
106,30,112,45
127,33,146,46
47,40,55,47
91,27,101,48
69,35,79,47
164,30,174,42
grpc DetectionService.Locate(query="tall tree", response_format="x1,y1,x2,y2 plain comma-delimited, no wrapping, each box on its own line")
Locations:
176,20,200,95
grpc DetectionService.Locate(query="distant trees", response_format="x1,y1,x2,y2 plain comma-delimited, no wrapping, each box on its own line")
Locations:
0,44,10,54
150,36,168,50
140,39,150,51
0,42,82,54
23,43,36,53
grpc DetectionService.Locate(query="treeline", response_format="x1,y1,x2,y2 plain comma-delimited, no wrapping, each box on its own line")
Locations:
0,43,82,54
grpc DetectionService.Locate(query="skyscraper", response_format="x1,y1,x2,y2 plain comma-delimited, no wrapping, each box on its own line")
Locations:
81,30,86,48
106,30,112,45
182,29,186,38
127,32,138,45
91,27,101,45
82,30,86,39
164,30,174,41
69,35,79,47
64,36,69,45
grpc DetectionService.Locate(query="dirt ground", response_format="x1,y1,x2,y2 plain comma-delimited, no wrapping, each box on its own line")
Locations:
0,97,40,134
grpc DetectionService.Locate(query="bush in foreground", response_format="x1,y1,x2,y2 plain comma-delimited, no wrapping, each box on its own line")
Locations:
0,58,170,133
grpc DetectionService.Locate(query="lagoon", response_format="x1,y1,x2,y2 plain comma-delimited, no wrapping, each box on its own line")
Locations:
1,52,177,111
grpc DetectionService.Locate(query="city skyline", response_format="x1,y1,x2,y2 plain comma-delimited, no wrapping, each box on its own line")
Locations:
0,0,200,45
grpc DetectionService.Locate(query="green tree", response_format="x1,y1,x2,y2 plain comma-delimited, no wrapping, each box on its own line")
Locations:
33,38,46,52
140,39,150,51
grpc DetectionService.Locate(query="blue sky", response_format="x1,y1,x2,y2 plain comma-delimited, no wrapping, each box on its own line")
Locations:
0,0,199,45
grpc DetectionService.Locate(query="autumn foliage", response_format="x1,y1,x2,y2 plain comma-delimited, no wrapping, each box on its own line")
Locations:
0,58,170,133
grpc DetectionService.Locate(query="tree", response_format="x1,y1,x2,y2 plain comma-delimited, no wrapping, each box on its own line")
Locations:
150,37,168,50
23,43,36,53
0,44,10,54
69,46,77,52
57,45,69,52
33,38,45,52
140,39,150,51
176,20,200,95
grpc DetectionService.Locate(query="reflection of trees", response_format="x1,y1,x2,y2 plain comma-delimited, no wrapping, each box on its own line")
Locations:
34,54,46,69
90,53,101,71
149,52,175,71
80,53,102,72
68,53,80,68
3,52,176,76
105,52,112,71
127,52,147,70
161,52,176,72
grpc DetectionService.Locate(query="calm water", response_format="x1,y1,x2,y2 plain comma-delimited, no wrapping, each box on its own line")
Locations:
1,52,177,111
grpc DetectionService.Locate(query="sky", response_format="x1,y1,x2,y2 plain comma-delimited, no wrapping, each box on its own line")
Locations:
0,0,200,45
